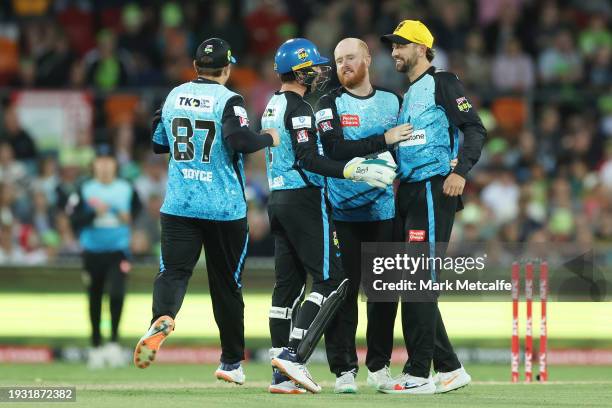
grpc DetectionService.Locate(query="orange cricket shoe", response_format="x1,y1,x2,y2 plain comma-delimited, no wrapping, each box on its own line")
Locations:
133,315,175,369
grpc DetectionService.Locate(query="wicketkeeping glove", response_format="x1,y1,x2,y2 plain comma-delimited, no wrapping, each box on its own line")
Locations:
343,151,397,188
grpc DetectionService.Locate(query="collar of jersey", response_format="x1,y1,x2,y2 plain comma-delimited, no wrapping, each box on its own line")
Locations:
341,86,376,100
407,65,436,88
275,90,303,98
192,77,220,85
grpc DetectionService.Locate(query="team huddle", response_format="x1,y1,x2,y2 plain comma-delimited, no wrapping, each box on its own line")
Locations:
132,20,486,395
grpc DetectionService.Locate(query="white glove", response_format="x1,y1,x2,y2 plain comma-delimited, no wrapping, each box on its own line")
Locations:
343,151,397,188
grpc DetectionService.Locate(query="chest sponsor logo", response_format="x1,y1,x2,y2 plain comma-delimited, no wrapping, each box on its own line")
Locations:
239,116,249,127
341,114,360,127
319,120,333,132
291,116,312,129
315,108,333,123
398,129,426,147
296,129,309,143
409,230,426,242
456,96,472,112
176,95,214,112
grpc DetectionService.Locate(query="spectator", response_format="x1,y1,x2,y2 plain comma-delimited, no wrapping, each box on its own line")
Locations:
80,30,131,90
198,1,247,59
586,46,611,87
533,1,563,53
0,142,28,185
131,193,162,256
1,102,37,160
538,30,583,85
32,24,75,87
245,0,295,56
32,155,59,206
117,3,162,86
483,3,532,55
578,15,612,59
428,0,469,52
481,168,520,224
133,154,167,203
304,2,344,58
462,31,491,90
491,37,535,91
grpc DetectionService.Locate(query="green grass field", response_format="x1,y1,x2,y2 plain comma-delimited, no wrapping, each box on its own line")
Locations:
2,293,612,346
3,291,612,406
2,363,612,407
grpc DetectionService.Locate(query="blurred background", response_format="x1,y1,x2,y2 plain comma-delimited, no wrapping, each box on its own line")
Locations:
0,0,611,369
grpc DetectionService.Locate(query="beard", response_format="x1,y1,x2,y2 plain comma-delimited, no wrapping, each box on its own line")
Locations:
338,61,368,88
394,55,416,73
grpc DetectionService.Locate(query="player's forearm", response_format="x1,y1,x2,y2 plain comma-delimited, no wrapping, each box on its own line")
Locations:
297,148,346,178
453,123,486,177
322,133,387,160
226,130,273,153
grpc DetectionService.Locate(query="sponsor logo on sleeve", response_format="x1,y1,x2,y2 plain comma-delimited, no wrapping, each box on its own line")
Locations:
409,230,426,242
319,120,333,132
233,105,248,118
340,114,360,127
456,96,472,112
176,95,214,112
296,129,309,143
398,129,426,147
263,107,276,117
315,108,333,123
291,116,312,129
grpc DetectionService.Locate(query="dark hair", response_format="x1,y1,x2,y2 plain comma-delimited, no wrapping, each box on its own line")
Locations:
279,71,297,83
194,63,225,77
426,48,435,62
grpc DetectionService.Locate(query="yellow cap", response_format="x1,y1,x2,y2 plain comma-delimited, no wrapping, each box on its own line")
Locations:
381,20,434,48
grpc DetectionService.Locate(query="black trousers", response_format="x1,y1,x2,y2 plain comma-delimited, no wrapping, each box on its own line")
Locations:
82,250,127,347
395,175,461,377
268,188,344,348
152,213,248,364
325,219,398,376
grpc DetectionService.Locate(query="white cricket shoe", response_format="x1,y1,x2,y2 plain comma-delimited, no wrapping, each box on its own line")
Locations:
214,362,245,385
433,366,471,393
269,370,307,394
271,348,321,393
335,370,358,394
367,366,393,390
87,346,106,369
268,348,306,394
104,342,127,368
378,373,436,394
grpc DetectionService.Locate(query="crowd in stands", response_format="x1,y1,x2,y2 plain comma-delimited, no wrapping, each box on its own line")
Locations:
0,0,610,264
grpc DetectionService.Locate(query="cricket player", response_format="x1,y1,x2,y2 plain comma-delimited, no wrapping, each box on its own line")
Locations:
315,38,412,393
262,38,397,394
378,20,486,394
133,38,280,384
67,145,139,369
